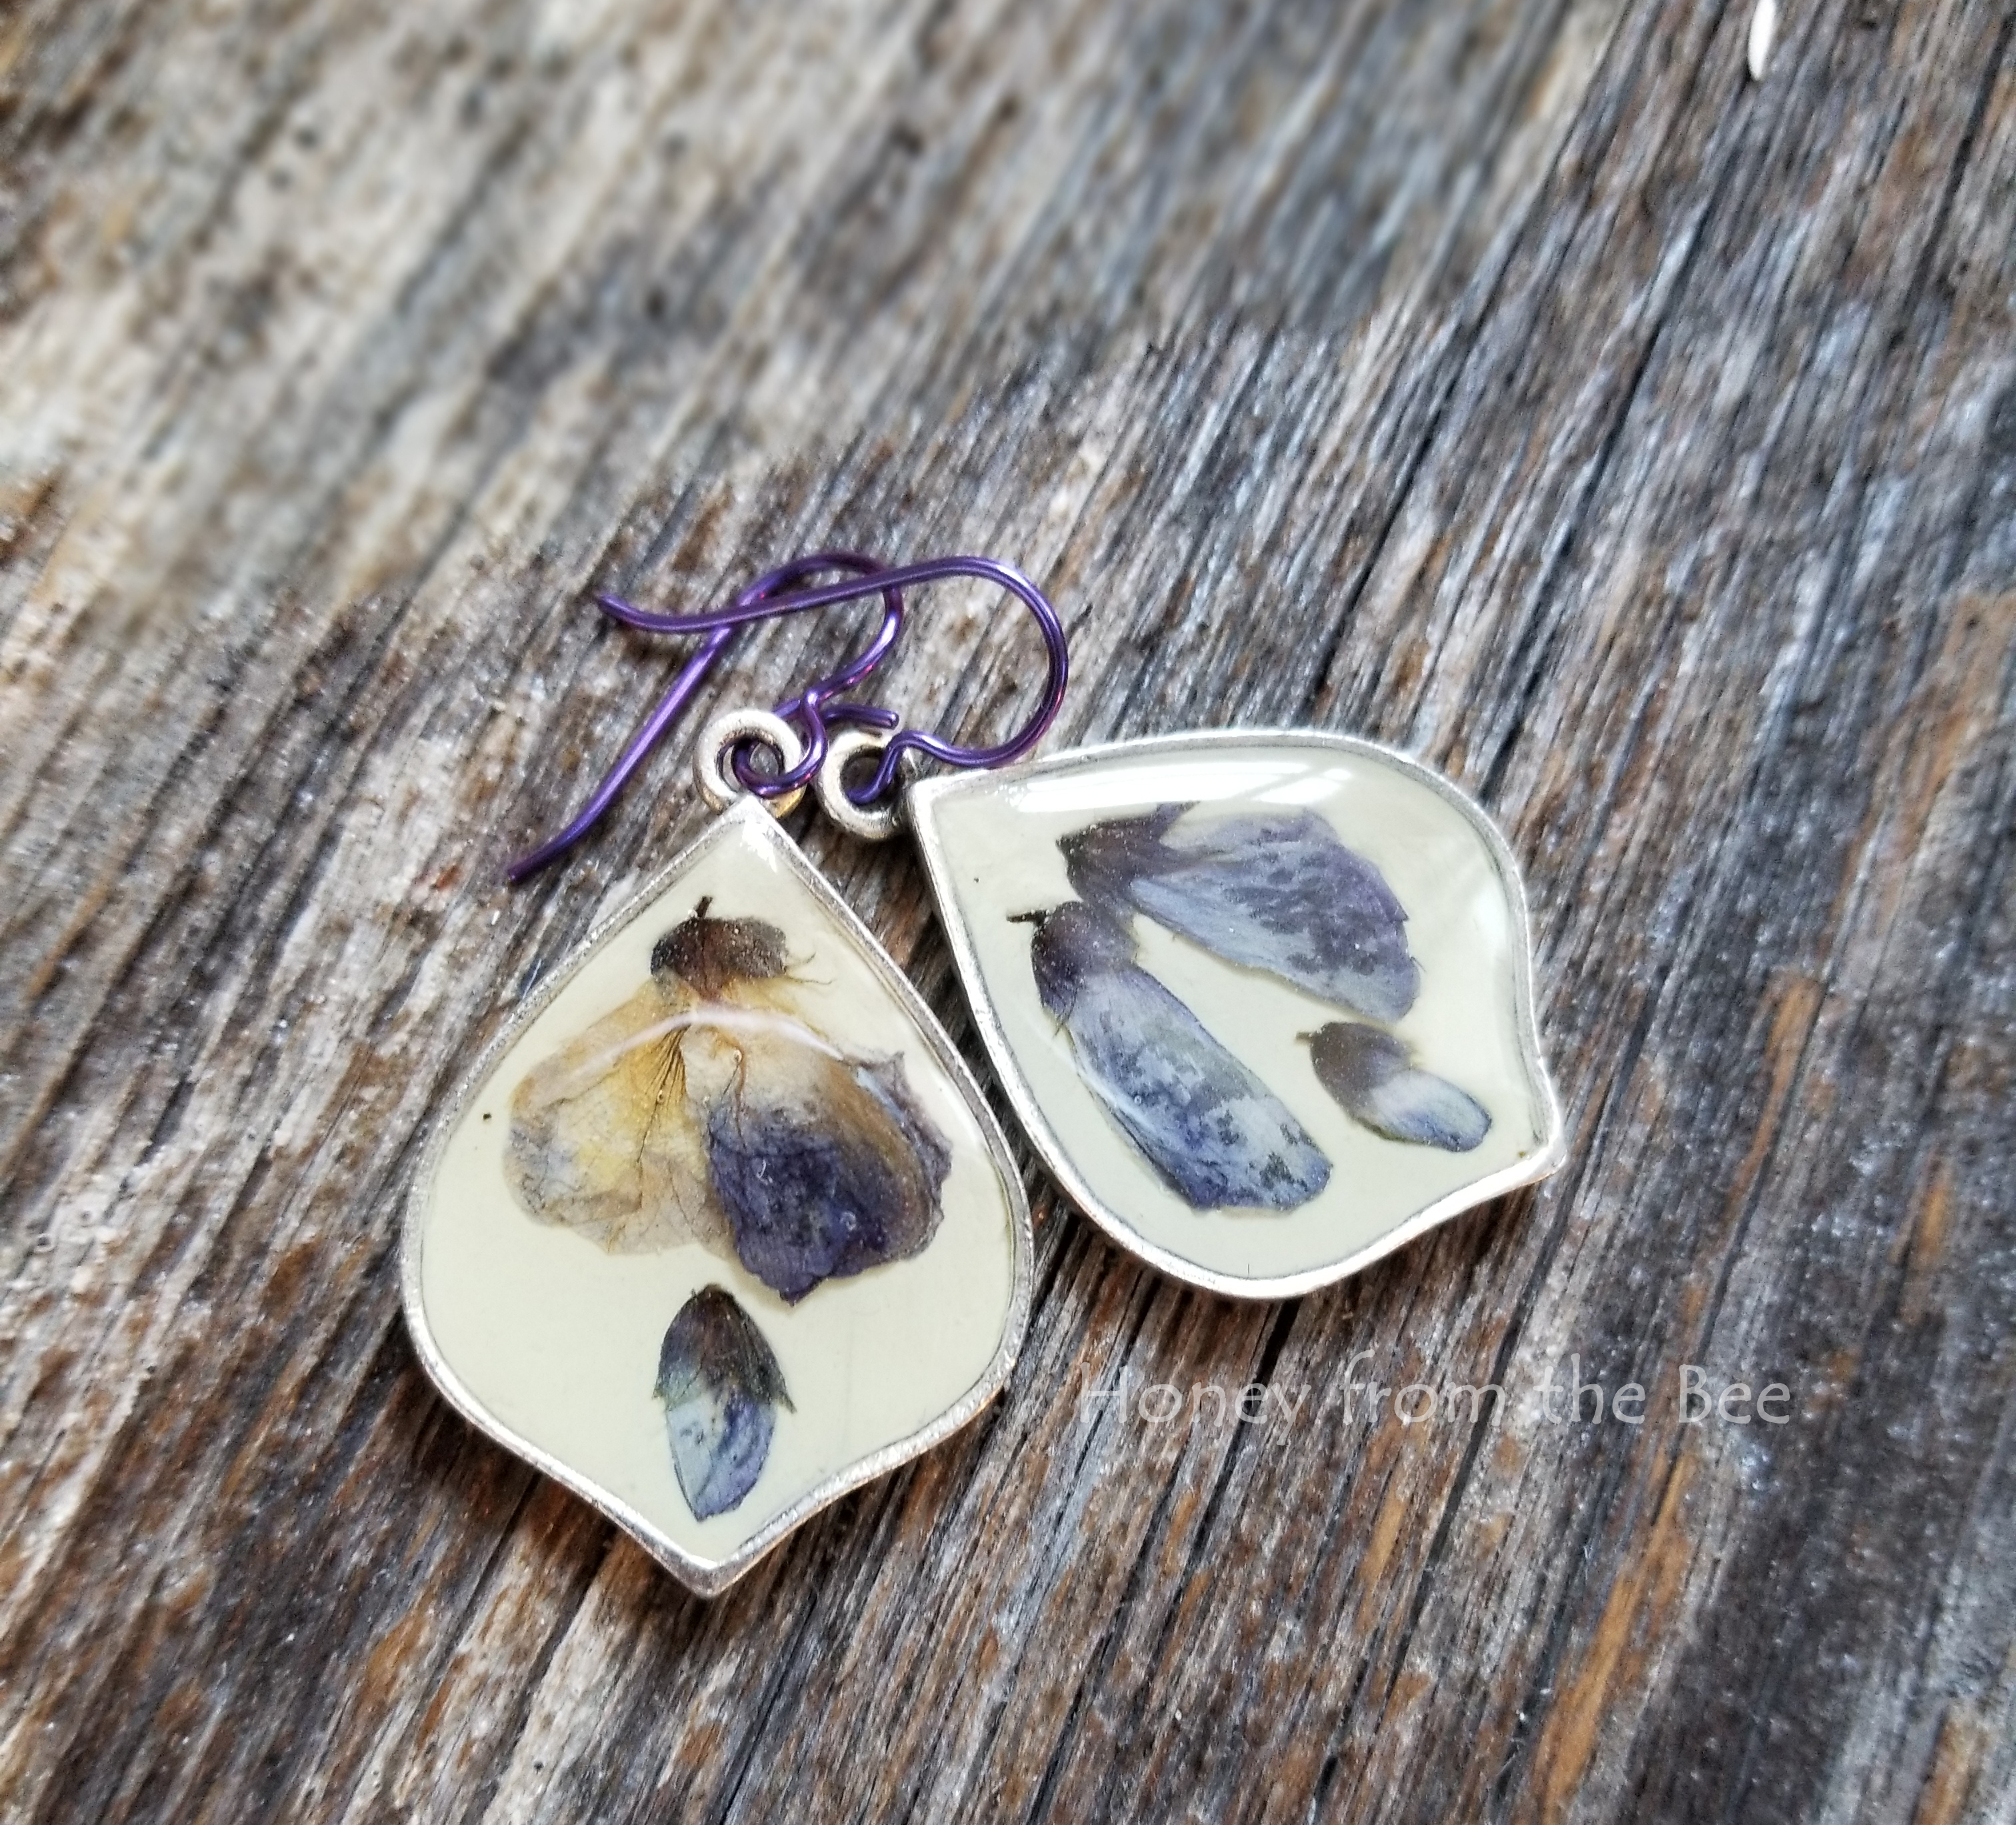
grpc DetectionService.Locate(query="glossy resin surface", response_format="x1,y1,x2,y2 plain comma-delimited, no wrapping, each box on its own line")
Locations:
911,731,1563,1298
403,799,1031,1594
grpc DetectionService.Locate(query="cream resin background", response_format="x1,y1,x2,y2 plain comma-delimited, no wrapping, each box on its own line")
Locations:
913,737,1560,1292
411,810,1023,1578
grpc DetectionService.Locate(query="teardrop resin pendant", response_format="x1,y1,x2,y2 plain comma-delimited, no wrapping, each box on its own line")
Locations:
908,731,1563,1300
403,797,1032,1595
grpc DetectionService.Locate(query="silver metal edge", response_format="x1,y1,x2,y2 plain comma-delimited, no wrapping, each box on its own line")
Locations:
905,726,1569,1303
397,797,1035,1598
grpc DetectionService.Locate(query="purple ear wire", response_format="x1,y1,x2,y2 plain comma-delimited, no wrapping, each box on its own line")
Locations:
507,552,905,881
505,551,1069,881
601,549,909,798
733,555,1069,806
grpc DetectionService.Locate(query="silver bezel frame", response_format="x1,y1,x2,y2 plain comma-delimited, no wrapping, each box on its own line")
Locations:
906,727,1567,1303
399,797,1035,1598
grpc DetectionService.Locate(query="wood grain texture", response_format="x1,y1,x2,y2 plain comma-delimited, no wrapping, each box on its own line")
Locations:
1,0,2012,1818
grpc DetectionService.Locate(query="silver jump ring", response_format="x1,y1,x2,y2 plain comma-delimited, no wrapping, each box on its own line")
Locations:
695,709,807,816
815,727,909,841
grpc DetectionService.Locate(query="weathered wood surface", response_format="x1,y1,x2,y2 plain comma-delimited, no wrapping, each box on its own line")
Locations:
1,0,2012,1817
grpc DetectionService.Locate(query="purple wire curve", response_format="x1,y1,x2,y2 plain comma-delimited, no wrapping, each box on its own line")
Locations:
505,621,737,882
507,552,904,881
613,555,1070,805
505,551,1069,880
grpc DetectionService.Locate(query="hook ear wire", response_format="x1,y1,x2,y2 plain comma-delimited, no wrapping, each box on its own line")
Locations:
505,551,1070,879
601,551,909,785
764,555,1071,807
867,555,1068,797
623,555,1067,807
504,621,734,883
505,552,906,881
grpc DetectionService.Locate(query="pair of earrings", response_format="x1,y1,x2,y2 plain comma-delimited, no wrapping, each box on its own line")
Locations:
403,553,1564,1595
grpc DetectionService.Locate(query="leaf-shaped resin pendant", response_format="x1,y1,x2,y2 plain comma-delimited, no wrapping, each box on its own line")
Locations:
908,730,1564,1300
403,797,1032,1595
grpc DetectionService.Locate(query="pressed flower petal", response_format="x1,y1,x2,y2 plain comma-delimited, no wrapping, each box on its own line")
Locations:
1308,1022,1491,1153
1062,803,1419,1020
1025,901,1330,1211
654,1286,793,1520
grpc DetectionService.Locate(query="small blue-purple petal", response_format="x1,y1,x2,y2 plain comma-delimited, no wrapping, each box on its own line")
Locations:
655,1286,791,1519
1027,903,1330,1210
1307,1022,1491,1152
1061,805,1419,1020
